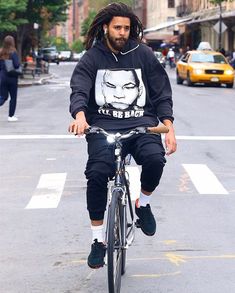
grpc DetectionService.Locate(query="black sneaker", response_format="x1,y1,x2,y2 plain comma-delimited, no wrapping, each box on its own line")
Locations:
135,203,156,236
87,239,106,269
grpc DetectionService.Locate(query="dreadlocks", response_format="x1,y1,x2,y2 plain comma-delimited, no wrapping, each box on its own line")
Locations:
85,2,143,50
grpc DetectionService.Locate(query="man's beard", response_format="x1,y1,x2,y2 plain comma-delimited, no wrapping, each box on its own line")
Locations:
107,33,128,51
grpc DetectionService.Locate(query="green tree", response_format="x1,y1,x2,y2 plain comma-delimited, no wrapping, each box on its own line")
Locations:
209,0,232,4
71,39,84,53
0,0,27,32
89,0,133,11
0,1,71,59
81,10,96,37
44,36,70,51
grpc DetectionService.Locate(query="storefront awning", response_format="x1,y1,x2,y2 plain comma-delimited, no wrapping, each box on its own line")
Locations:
187,10,235,25
144,33,179,43
143,17,192,33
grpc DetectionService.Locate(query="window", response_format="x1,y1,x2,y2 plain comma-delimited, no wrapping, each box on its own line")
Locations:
191,53,227,64
182,54,189,63
168,0,175,8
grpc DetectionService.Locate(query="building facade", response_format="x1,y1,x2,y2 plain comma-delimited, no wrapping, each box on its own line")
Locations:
144,0,182,49
50,0,89,46
143,0,235,52
132,0,147,28
51,0,235,53
177,0,235,52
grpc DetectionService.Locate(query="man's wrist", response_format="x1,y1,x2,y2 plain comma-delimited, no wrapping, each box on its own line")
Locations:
75,111,86,120
163,119,174,132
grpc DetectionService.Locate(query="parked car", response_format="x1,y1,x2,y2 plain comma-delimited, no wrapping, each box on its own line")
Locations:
176,50,234,88
41,47,60,64
154,51,166,68
58,50,72,61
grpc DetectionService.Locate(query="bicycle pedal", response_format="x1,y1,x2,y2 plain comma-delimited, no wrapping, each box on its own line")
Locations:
135,219,141,228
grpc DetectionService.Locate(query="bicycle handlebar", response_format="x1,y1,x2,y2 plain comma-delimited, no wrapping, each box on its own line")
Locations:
85,125,169,141
147,125,169,134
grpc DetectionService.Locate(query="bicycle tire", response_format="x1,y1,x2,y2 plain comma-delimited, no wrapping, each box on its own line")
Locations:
121,173,133,275
107,189,123,293
120,204,127,275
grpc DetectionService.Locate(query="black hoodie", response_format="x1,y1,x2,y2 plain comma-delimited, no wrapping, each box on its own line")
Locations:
70,39,174,130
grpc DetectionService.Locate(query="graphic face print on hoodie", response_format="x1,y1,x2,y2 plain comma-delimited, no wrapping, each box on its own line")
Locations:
95,68,146,119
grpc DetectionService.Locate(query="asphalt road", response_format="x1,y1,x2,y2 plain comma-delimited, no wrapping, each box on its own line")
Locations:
0,62,235,293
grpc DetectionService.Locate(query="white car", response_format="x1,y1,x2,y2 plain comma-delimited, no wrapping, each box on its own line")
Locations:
58,51,72,61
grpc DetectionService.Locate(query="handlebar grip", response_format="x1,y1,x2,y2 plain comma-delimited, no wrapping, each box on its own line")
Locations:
147,125,169,134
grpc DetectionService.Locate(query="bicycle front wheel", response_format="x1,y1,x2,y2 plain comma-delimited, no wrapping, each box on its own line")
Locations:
107,190,123,293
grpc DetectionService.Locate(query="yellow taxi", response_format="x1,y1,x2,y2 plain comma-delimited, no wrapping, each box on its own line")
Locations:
176,50,234,88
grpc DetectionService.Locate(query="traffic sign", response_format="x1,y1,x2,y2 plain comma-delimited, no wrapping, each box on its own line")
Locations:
213,21,227,34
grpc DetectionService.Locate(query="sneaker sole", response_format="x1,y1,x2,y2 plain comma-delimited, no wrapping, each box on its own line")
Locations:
136,219,156,236
87,262,105,269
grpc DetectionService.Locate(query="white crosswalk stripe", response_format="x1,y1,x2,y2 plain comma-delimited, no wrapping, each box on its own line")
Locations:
24,165,230,209
182,164,228,195
25,173,67,209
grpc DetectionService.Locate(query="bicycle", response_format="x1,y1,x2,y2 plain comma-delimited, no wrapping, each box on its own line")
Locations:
85,125,169,293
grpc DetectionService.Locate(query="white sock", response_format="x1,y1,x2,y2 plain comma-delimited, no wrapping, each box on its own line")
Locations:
138,191,152,207
91,224,104,243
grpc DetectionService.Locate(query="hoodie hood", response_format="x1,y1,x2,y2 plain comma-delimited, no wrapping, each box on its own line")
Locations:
94,39,140,62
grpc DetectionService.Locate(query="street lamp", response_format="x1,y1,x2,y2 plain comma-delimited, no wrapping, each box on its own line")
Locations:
34,23,40,49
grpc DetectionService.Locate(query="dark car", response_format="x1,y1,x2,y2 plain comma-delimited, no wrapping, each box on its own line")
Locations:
154,51,166,68
41,47,59,64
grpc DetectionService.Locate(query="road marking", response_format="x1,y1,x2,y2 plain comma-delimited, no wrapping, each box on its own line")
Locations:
177,136,235,141
129,254,235,265
0,134,77,139
1,134,235,140
165,253,187,266
126,166,140,201
25,173,67,209
182,164,228,194
131,271,181,278
166,253,235,266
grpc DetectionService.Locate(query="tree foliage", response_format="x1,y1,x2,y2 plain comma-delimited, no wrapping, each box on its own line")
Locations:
44,36,70,51
0,0,71,59
0,0,27,32
26,0,71,31
209,0,232,4
81,10,97,37
71,39,84,53
89,0,133,12
0,0,71,33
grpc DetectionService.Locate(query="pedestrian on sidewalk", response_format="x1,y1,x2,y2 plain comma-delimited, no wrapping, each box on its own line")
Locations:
0,35,20,121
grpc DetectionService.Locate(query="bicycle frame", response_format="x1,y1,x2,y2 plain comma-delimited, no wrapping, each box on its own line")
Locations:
105,137,135,251
85,125,169,292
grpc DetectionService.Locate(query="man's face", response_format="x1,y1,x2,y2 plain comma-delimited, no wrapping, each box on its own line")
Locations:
102,70,140,110
104,16,130,52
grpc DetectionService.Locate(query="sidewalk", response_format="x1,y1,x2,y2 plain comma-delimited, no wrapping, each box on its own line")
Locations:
18,73,53,87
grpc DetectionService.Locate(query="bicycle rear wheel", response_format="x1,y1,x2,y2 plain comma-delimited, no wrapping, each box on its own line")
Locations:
107,190,123,293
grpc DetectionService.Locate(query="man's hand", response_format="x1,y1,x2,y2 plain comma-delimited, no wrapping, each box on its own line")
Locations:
163,120,177,155
68,111,90,135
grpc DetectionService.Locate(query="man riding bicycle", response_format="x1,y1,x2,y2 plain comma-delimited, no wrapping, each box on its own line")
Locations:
69,2,177,269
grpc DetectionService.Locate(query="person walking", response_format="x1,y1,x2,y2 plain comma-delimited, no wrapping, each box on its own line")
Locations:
68,2,177,269
0,35,20,121
167,48,175,68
